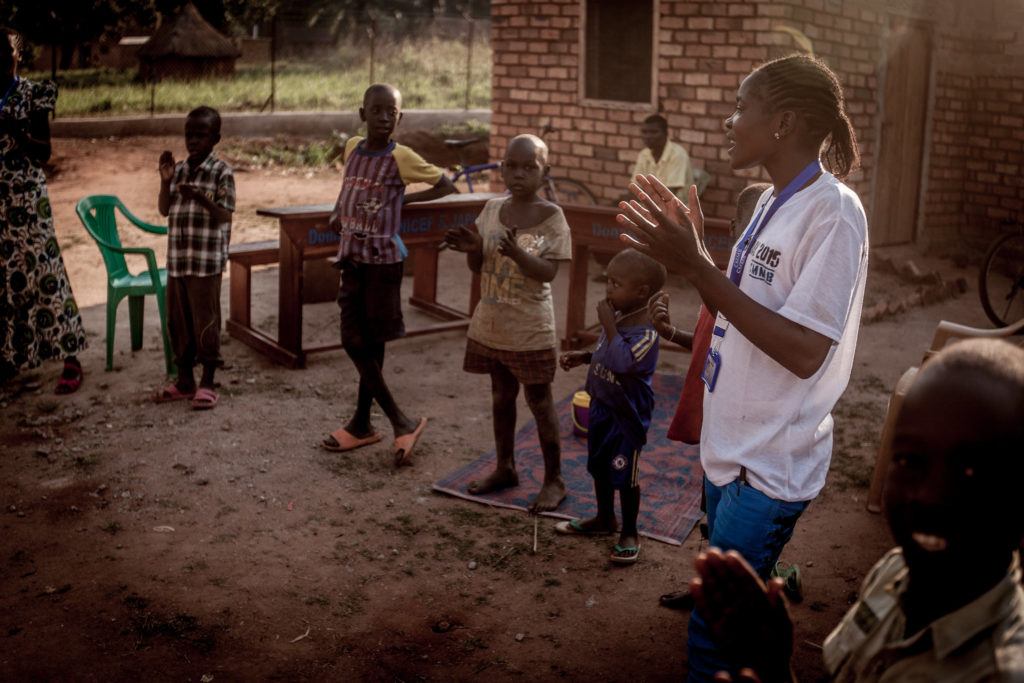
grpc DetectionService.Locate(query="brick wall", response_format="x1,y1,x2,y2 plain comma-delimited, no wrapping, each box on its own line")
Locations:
490,0,1023,245
490,0,887,224
925,0,1024,245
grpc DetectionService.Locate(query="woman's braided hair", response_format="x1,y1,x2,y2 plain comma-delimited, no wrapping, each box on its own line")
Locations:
751,53,860,179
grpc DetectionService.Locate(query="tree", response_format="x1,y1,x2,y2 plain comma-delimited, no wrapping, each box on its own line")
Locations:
0,0,156,68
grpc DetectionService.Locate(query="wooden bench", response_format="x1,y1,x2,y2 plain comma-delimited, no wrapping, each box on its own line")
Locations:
228,240,279,331
230,194,496,368
227,238,338,360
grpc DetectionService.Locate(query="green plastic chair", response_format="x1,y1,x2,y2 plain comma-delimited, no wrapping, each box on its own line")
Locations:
75,195,173,375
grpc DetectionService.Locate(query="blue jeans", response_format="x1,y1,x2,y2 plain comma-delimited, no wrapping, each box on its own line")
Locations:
685,476,810,682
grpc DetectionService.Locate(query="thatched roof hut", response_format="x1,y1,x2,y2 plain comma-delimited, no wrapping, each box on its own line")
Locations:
137,2,240,81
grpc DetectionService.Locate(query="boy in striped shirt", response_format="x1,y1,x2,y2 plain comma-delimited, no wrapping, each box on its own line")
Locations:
558,249,666,565
322,83,455,464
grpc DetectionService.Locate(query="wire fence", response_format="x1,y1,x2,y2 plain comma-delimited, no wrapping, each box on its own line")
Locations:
25,16,490,118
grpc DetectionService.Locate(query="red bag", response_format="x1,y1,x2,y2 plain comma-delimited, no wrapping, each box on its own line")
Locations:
667,305,715,445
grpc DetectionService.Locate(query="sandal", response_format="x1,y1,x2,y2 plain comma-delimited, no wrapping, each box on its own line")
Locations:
770,561,803,603
155,383,196,403
609,544,641,565
393,417,428,467
191,386,218,410
554,519,616,536
321,428,382,453
54,360,83,395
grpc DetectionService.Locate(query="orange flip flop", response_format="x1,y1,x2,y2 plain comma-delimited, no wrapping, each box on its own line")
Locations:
393,417,428,467
321,428,382,453
155,383,195,403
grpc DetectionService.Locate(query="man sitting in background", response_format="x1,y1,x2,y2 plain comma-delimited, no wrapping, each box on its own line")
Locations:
630,114,695,200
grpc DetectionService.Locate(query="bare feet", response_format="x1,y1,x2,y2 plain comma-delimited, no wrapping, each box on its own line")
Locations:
468,467,519,495
528,477,567,513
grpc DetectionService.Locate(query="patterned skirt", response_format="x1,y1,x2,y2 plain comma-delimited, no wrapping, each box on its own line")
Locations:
463,337,557,385
0,158,87,371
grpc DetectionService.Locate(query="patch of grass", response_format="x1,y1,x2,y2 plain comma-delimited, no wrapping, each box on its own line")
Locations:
448,507,487,527
221,133,348,170
34,37,491,117
436,118,490,138
434,527,477,561
101,521,122,535
382,513,423,538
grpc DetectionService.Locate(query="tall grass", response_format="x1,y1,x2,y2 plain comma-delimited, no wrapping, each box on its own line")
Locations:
28,36,491,117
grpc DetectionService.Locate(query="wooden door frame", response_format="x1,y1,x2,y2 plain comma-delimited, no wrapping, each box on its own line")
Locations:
870,14,936,245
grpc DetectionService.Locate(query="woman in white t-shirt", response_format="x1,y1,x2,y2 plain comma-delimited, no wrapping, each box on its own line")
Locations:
618,54,869,681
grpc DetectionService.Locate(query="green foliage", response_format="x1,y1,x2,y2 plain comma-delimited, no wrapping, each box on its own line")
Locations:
436,118,489,137
221,133,348,169
26,35,491,116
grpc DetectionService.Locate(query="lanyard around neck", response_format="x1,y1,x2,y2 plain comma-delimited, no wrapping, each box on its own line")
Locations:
0,77,19,114
729,159,823,286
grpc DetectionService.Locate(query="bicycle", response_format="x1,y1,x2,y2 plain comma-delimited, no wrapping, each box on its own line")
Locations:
978,219,1024,327
443,124,599,206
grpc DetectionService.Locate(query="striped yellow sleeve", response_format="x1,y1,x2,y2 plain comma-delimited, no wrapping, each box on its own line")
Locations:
343,136,362,164
631,329,658,361
393,144,444,186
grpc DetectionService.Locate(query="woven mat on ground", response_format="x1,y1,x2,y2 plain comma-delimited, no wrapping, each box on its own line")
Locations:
432,373,704,545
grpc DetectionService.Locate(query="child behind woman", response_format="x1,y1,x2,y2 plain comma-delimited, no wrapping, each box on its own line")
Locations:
557,248,666,565
444,134,572,512
652,182,772,446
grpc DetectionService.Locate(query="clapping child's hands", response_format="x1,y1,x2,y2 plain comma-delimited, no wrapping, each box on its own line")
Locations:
559,351,589,371
497,229,521,259
177,183,201,201
444,225,482,253
649,291,673,338
159,151,175,183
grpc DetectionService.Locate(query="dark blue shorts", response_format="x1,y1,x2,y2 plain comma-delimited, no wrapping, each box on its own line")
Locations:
587,412,642,490
337,259,405,349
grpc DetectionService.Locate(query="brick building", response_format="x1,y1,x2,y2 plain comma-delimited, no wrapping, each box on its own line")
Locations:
489,0,1024,246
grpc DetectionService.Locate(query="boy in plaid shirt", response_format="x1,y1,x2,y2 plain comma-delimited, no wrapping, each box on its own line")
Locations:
321,83,454,463
156,106,235,410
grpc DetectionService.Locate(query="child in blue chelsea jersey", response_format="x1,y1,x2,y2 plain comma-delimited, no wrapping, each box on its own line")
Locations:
557,248,666,565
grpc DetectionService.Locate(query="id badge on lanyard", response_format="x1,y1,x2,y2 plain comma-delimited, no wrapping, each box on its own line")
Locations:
701,323,727,391
701,159,823,393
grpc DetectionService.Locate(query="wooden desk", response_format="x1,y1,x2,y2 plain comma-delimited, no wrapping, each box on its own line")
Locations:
560,203,733,350
230,193,495,368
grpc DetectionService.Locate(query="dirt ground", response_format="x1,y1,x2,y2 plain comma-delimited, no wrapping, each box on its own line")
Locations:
0,135,994,681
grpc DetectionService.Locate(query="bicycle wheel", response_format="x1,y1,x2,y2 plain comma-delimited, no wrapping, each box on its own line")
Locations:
545,177,599,205
979,230,1024,327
